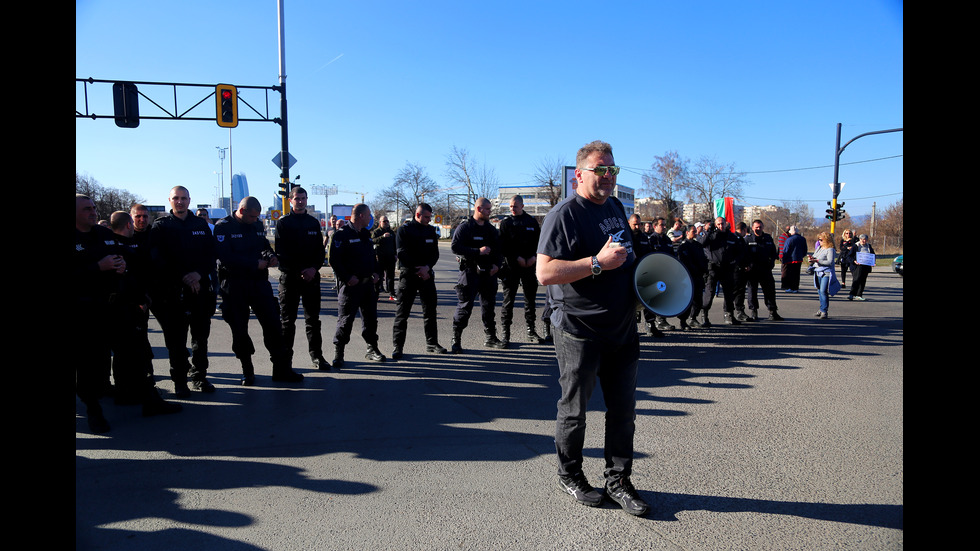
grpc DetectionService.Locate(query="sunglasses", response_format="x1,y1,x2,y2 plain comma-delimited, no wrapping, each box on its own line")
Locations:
581,165,621,177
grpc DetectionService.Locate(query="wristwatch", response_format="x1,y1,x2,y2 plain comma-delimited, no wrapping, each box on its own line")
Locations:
591,255,602,276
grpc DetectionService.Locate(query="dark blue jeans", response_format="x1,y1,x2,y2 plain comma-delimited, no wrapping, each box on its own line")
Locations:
554,328,640,483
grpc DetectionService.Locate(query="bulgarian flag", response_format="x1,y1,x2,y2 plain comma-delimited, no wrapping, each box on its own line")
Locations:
714,197,735,230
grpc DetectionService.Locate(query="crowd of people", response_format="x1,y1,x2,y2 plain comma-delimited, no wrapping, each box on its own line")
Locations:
76,140,881,518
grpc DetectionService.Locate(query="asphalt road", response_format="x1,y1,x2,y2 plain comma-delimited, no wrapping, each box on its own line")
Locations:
76,242,903,550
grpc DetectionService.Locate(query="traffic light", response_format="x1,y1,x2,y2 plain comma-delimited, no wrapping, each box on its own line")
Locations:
279,180,289,198
836,201,846,221
825,201,835,221
112,82,140,128
215,84,238,128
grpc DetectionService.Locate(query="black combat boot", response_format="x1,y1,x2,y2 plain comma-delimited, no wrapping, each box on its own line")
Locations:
240,357,256,386
450,325,463,354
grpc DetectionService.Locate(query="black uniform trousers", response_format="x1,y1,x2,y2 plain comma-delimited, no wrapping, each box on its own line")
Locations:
679,274,706,322
334,279,380,348
703,263,737,315
453,269,499,333
110,299,156,401
75,298,111,407
501,265,538,329
733,267,750,313
746,266,778,313
376,254,396,295
278,272,323,362
393,270,439,348
153,288,216,381
220,278,288,365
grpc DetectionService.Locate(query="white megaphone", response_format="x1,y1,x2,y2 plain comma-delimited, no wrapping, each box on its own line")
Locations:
633,252,694,317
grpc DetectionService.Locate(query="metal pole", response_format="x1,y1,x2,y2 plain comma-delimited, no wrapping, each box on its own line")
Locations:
832,123,903,236
216,147,227,210
278,0,290,215
228,129,233,208
831,123,842,235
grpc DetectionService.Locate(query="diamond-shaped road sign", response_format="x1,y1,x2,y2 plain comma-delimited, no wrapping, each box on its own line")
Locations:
272,152,297,170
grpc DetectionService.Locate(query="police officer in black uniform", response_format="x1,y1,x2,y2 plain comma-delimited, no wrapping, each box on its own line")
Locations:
215,196,304,385
675,224,708,330
450,197,505,353
628,214,660,338
698,216,744,326
275,187,328,370
391,203,447,359
731,222,753,320
499,195,545,345
110,212,152,398
76,197,181,434
647,217,679,332
75,195,126,432
329,203,387,368
372,215,397,300
148,186,219,396
740,219,783,321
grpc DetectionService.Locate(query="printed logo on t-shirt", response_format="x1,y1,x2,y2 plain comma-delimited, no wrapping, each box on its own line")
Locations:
599,217,633,255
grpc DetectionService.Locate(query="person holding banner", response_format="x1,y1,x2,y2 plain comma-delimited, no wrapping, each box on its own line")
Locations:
846,233,875,301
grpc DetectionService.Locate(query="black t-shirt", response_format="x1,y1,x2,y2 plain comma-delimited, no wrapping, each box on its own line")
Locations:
537,194,637,344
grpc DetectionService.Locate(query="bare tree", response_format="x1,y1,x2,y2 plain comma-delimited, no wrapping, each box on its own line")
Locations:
367,197,395,225
875,198,903,241
682,156,748,221
474,163,499,202
780,198,815,230
640,151,688,223
532,155,566,208
76,171,145,221
376,162,442,223
444,145,477,208
444,145,499,209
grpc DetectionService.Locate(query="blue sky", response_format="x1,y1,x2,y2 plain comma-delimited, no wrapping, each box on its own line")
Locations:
76,0,903,218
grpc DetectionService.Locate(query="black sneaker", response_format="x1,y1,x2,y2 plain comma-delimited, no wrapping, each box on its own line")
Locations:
484,335,507,349
557,473,602,507
191,379,216,393
86,406,111,434
142,395,183,417
173,380,191,398
313,355,331,371
426,343,448,354
365,346,387,362
605,477,649,516
526,330,545,344
271,370,304,383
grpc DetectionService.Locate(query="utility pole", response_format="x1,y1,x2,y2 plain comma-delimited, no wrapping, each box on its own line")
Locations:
216,147,227,207
278,0,291,215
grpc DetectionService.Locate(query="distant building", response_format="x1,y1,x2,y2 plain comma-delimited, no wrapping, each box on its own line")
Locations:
496,183,635,218
495,185,558,217
231,173,249,203
742,204,780,225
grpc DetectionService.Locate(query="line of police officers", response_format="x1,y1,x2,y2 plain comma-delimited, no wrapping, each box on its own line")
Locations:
630,214,783,331
76,184,780,434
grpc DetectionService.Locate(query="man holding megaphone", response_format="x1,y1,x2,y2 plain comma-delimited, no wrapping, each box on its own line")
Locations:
537,140,649,517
